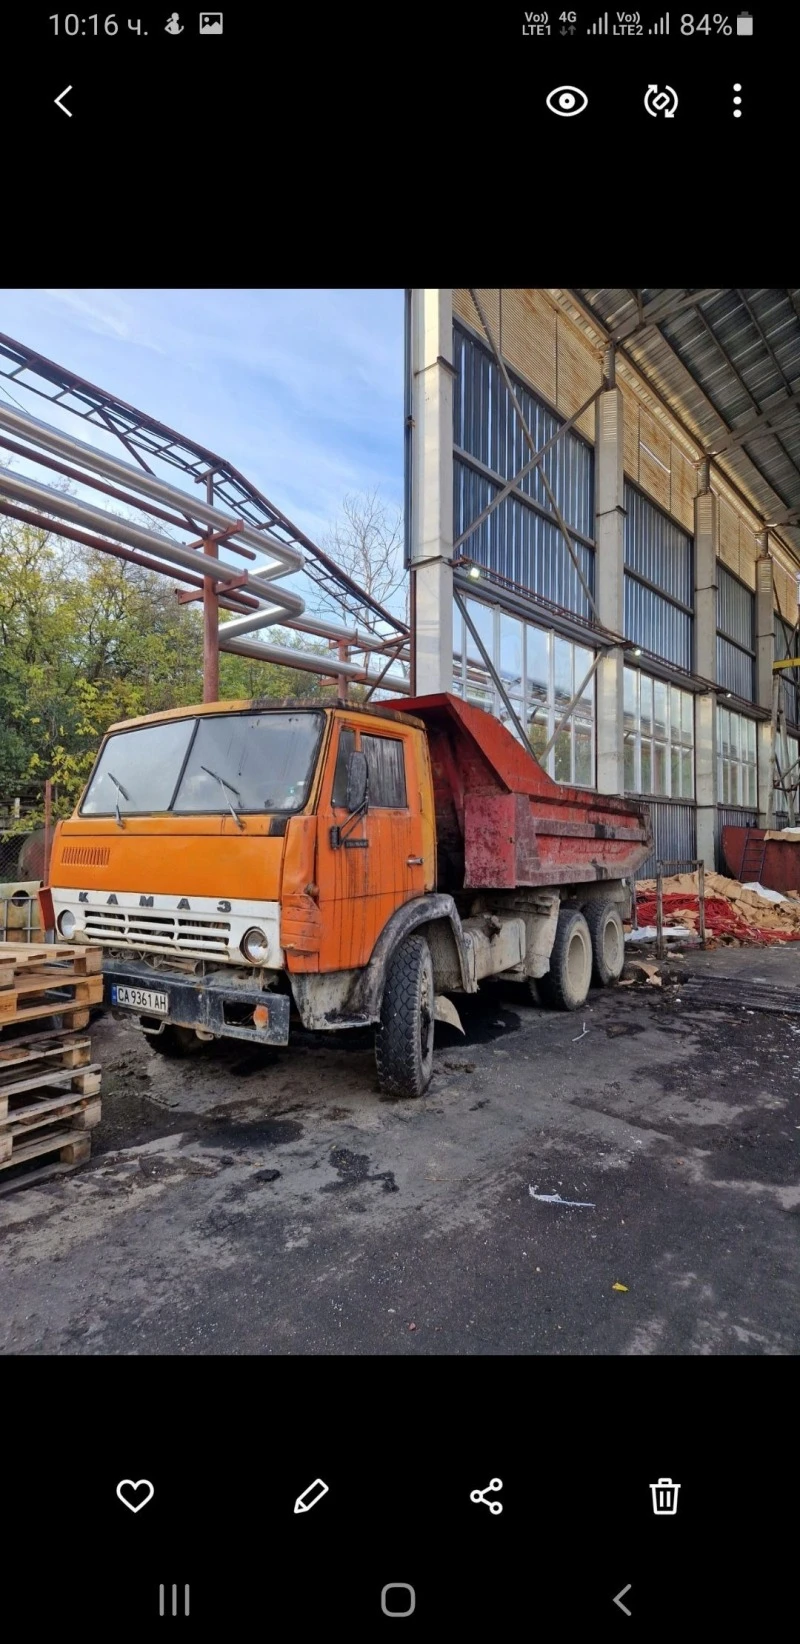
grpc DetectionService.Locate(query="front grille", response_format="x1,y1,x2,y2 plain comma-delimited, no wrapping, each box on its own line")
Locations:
83,908,231,957
61,845,111,866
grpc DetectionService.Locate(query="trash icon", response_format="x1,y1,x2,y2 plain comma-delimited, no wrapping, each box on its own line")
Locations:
650,1477,681,1515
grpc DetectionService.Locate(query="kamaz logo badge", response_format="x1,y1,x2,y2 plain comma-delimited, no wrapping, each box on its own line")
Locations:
76,892,232,913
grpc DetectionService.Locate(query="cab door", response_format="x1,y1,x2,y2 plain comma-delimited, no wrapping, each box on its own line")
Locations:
359,728,426,944
315,723,425,973
316,720,370,972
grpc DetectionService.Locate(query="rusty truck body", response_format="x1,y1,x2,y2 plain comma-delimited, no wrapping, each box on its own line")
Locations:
47,693,651,1097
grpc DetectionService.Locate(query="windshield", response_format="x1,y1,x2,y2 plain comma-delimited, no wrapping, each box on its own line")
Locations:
80,712,325,817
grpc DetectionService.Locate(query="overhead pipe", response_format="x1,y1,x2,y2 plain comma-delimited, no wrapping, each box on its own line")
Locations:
0,402,303,577
0,500,260,614
256,611,409,657
0,428,255,560
221,634,411,694
0,465,305,619
0,400,415,672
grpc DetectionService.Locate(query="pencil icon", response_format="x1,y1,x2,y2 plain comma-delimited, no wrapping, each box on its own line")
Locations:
293,1478,329,1515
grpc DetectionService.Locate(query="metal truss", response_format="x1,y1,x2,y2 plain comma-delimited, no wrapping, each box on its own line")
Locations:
0,331,409,702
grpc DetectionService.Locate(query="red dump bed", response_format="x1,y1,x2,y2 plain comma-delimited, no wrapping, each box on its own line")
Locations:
403,693,652,892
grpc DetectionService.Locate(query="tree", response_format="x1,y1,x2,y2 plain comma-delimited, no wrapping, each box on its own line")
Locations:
319,488,407,630
0,520,334,826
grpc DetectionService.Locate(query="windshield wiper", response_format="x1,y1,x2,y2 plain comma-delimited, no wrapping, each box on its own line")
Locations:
201,766,245,831
107,771,129,830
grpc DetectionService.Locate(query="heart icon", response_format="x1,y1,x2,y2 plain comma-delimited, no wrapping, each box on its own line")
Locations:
116,1478,155,1514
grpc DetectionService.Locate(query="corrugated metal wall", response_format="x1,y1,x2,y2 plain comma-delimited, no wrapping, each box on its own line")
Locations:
716,564,755,700
453,322,595,619
623,484,693,669
634,801,697,881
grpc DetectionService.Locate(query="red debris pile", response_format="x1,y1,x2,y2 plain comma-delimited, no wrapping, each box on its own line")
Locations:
635,870,800,946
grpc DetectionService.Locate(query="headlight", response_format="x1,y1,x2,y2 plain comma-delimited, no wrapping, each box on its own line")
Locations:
241,927,270,964
57,909,77,938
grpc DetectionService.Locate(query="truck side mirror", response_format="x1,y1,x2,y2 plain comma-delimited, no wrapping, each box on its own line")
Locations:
346,750,369,814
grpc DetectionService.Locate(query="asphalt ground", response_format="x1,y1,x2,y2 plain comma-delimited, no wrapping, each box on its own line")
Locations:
2,947,799,1355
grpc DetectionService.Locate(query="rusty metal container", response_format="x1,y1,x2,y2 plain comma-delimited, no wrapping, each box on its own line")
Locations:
722,825,800,896
403,694,652,892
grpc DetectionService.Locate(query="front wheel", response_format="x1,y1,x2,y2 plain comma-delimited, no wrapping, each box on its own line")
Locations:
143,1023,207,1058
375,934,435,1098
536,907,592,1011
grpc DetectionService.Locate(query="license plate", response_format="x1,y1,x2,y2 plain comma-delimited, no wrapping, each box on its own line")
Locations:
111,985,169,1014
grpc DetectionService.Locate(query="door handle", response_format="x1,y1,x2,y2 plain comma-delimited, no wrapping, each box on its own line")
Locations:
406,856,423,865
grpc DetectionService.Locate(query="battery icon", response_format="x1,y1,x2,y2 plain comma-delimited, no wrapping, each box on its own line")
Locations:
736,11,753,32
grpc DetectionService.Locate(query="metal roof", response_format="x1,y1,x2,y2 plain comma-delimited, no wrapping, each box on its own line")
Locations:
571,290,800,562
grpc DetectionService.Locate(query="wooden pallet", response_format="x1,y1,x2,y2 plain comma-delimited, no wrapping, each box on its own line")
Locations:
0,1028,92,1078
0,942,103,1030
0,1008,102,1179
0,1061,101,1121
0,1127,93,1173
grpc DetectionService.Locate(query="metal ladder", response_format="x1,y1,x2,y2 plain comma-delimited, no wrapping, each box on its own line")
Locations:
739,828,766,884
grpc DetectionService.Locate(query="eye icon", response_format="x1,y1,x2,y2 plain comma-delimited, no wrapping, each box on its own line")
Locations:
546,85,589,116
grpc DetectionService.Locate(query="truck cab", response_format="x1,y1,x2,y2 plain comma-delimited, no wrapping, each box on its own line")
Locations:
50,701,445,1084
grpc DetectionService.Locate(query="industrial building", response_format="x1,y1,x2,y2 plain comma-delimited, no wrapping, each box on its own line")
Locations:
407,289,800,874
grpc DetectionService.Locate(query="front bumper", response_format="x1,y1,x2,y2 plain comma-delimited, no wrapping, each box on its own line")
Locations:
103,961,291,1045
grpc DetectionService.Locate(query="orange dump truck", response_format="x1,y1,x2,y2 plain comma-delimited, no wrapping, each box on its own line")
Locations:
48,693,651,1097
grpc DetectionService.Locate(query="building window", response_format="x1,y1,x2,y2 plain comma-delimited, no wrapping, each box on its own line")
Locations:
623,483,693,672
717,706,757,808
775,610,800,726
623,667,695,798
453,321,595,621
453,598,595,788
716,564,755,702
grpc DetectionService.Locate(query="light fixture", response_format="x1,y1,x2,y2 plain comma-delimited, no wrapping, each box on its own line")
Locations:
633,647,642,657
241,927,270,964
725,691,733,699
468,564,482,581
57,908,77,938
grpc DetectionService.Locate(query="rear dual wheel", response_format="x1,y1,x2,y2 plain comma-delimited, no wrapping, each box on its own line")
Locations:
585,900,625,987
536,907,593,1011
535,900,625,1011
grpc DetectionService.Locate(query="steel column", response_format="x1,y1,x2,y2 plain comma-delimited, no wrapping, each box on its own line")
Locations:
409,289,454,695
202,472,219,703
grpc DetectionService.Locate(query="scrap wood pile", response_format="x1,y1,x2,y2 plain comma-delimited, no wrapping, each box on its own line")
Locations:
0,942,103,1180
635,871,800,946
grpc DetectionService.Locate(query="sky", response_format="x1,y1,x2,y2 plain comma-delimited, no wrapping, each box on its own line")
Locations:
0,289,405,546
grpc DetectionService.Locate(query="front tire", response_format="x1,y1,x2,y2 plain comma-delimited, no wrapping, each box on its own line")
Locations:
585,900,625,986
536,907,592,1011
375,934,435,1098
143,1023,207,1058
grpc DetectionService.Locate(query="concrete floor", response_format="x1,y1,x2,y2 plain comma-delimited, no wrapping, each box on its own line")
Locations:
2,946,799,1356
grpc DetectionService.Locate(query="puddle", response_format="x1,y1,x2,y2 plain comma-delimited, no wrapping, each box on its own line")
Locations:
319,1146,399,1195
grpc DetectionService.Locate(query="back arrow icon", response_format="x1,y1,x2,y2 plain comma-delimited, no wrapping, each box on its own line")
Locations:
613,1584,632,1617
55,86,73,117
